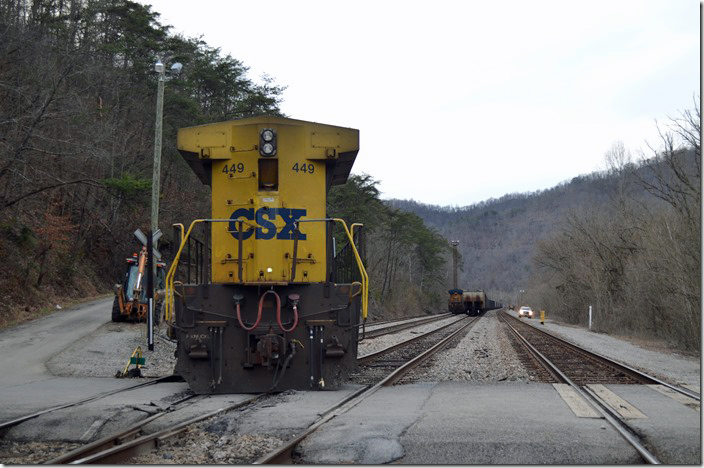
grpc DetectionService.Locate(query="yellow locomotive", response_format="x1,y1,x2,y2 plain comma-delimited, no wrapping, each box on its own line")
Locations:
165,116,367,394
448,288,464,314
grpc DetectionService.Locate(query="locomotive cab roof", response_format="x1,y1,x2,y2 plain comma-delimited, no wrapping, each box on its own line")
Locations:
177,115,360,190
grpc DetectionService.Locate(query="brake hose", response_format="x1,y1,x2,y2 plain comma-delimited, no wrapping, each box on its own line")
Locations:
279,302,299,332
238,290,298,332
236,301,262,331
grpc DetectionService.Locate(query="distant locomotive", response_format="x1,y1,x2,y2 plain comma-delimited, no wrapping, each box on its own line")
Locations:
449,289,496,316
164,116,367,394
448,289,464,314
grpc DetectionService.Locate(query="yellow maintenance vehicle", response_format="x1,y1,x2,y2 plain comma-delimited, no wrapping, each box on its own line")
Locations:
112,235,166,322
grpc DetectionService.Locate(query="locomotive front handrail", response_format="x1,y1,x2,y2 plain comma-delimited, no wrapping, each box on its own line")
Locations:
164,217,369,324
295,218,368,320
166,218,255,322
164,219,227,323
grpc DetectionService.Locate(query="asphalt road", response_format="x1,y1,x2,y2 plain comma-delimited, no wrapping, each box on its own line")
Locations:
0,298,138,422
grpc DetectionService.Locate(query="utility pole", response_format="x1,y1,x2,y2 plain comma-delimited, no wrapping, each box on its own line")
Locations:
151,60,182,236
451,240,459,290
151,60,165,235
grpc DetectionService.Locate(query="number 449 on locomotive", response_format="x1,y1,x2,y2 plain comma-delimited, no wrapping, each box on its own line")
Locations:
164,116,368,394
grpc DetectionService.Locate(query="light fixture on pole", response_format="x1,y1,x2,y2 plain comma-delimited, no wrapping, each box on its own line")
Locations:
151,59,183,237
149,58,182,350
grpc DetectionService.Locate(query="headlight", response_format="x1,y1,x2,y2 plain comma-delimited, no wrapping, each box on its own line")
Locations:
259,128,277,157
261,129,274,142
262,143,275,155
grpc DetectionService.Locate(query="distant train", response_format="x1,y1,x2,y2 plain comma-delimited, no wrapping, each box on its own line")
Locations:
448,289,464,314
448,289,498,316
164,116,367,394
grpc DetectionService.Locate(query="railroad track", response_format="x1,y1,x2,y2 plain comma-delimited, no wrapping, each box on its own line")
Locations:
255,315,480,463
359,313,440,330
500,311,700,398
353,315,472,384
498,310,699,464
357,315,467,365
29,316,466,464
44,394,263,464
359,313,452,339
0,375,182,433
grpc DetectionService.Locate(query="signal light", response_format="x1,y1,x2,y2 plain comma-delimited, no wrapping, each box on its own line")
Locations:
259,128,277,157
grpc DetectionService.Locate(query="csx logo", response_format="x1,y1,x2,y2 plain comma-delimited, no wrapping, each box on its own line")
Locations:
229,208,307,240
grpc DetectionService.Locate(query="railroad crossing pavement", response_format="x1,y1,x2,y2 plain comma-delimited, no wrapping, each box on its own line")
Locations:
1,380,700,464
297,382,701,464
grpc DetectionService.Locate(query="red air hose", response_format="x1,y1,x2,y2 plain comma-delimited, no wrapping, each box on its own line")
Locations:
279,303,299,332
236,301,262,331
238,290,298,332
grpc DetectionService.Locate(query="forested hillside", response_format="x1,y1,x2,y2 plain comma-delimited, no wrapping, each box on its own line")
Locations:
388,175,611,302
0,0,449,326
390,105,700,352
328,174,451,320
0,0,286,324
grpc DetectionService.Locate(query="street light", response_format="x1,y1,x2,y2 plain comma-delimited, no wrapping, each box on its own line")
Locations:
151,59,183,236
148,59,182,351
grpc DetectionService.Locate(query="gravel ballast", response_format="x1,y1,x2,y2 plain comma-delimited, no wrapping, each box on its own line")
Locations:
404,310,532,383
4,306,698,464
44,309,699,389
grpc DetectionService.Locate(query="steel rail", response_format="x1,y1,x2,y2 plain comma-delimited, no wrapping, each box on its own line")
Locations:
0,376,180,431
501,311,700,401
358,315,468,364
254,316,480,464
360,313,454,339
65,394,264,464
42,394,201,464
359,312,447,330
499,312,660,464
498,313,565,383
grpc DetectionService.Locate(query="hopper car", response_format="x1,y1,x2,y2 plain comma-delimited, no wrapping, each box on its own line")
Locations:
449,289,498,316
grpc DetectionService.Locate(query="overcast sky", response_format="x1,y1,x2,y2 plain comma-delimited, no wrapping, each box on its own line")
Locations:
138,0,700,207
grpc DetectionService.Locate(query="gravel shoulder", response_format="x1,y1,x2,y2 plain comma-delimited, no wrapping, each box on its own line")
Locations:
47,321,177,379
532,313,700,387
